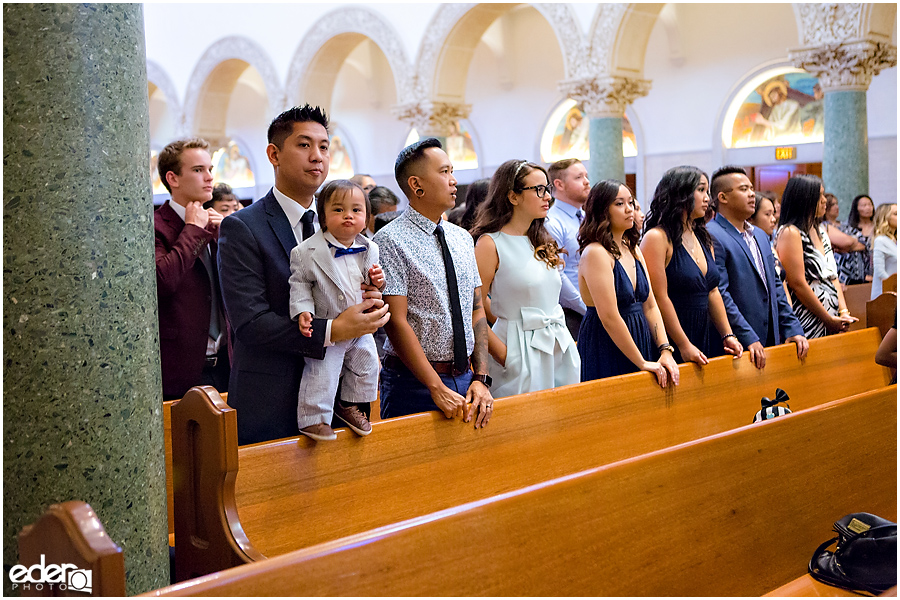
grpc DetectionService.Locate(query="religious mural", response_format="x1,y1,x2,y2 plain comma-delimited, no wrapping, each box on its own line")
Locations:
326,126,354,180
540,99,637,163
212,140,255,188
729,71,823,148
406,121,479,171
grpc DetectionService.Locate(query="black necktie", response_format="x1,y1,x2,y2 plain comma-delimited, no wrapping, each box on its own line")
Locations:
434,224,468,374
300,210,315,241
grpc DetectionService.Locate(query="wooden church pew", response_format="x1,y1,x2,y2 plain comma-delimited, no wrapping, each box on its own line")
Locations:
150,385,898,596
170,328,891,581
867,291,897,338
844,281,872,331
17,501,125,597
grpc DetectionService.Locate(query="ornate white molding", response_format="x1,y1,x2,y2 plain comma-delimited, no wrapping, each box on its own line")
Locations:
391,101,471,138
183,36,285,136
146,60,185,137
584,3,629,76
795,3,865,46
531,3,588,79
790,38,897,91
558,75,651,118
285,7,413,107
410,3,588,105
410,4,477,104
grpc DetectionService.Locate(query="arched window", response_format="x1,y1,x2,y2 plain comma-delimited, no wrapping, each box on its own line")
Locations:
326,124,355,181
211,140,256,189
540,99,637,163
724,68,823,149
150,149,166,196
405,120,479,171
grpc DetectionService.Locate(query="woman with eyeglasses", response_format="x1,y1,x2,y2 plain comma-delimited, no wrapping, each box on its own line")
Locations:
577,179,679,386
641,166,743,364
471,160,580,398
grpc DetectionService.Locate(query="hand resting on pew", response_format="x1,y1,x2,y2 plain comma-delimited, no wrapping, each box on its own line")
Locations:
746,334,810,369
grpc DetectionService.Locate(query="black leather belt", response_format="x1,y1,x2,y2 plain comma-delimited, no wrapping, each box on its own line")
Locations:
383,354,470,377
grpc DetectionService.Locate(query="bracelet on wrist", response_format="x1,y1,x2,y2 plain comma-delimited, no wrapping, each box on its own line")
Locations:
722,333,737,342
838,309,850,316
657,342,675,354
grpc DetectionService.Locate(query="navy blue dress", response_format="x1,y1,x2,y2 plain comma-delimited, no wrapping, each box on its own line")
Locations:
580,258,655,381
665,242,719,363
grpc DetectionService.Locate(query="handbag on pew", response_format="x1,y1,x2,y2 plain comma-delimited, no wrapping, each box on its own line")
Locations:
808,512,897,595
751,388,791,423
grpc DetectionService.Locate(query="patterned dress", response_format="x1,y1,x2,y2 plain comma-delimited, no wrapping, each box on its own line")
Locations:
835,223,872,284
777,222,839,339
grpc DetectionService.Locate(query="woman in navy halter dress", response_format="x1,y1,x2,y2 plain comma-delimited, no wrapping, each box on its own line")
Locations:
578,180,679,387
640,166,743,365
663,240,720,362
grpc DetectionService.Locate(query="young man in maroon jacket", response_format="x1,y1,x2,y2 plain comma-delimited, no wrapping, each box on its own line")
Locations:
154,138,228,399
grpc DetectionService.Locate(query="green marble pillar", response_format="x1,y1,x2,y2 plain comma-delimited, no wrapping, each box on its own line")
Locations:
588,116,625,185
823,90,868,216
3,4,168,595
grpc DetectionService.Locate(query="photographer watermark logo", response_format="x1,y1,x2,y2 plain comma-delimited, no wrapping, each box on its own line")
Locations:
9,554,92,594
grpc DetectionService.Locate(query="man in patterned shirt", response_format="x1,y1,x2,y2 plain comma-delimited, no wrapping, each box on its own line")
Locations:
373,138,494,427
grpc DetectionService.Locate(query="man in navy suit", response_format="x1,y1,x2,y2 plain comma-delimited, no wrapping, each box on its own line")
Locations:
217,105,389,445
708,166,809,369
155,138,228,399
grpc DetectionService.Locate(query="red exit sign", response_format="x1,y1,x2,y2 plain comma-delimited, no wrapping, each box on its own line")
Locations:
775,146,796,160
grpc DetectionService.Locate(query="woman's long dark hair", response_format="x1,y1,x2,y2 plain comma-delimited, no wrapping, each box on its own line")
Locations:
643,165,712,250
578,179,640,258
471,159,564,269
779,174,823,232
847,194,873,229
460,178,490,232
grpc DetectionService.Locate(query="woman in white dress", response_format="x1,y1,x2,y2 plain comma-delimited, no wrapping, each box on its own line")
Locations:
871,203,897,299
472,160,580,398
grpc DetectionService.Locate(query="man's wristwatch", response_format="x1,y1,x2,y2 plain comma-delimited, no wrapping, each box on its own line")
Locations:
472,373,492,388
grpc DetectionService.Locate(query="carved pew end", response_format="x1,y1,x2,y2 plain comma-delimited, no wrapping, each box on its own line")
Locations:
17,501,125,597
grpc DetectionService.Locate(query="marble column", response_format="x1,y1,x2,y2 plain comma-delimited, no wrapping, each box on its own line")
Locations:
791,38,897,216
823,90,868,209
588,116,626,186
559,75,651,185
3,4,168,595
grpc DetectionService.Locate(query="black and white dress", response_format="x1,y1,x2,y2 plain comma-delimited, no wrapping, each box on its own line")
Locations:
777,222,839,339
835,223,872,284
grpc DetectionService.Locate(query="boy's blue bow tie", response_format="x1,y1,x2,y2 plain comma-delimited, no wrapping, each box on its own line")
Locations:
328,242,365,258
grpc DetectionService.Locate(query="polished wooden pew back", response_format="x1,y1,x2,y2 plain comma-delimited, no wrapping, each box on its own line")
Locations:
154,385,897,596
172,329,890,580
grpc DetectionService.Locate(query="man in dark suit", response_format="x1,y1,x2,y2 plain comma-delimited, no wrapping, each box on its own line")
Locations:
217,105,389,445
154,138,228,399
708,165,809,369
